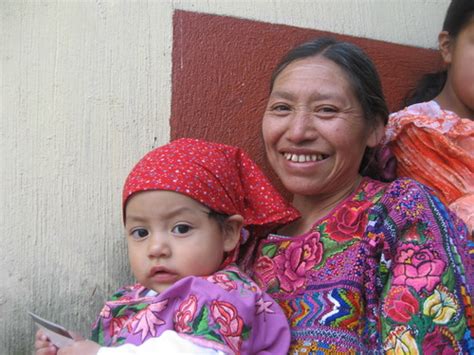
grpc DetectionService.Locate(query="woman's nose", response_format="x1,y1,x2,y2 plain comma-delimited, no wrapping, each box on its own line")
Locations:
286,110,317,143
147,234,171,258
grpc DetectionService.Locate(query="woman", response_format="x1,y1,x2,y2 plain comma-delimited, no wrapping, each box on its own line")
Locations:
252,37,474,353
384,0,474,233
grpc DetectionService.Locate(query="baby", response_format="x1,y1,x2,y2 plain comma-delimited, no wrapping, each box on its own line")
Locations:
35,138,298,355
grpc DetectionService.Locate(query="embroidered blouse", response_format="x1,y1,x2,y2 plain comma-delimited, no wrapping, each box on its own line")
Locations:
253,177,474,354
91,265,290,354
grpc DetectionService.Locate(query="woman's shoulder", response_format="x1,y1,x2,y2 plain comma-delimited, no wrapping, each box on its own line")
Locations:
385,100,473,142
391,100,444,119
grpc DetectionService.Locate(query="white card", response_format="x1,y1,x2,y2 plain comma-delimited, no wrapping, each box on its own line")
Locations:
29,311,74,348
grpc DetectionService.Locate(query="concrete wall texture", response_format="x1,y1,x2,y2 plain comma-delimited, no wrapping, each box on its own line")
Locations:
1,1,449,353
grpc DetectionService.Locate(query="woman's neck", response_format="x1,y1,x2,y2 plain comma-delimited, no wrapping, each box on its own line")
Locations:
280,176,363,236
435,81,474,120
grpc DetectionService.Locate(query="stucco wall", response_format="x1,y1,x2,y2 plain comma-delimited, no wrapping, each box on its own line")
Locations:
1,1,449,353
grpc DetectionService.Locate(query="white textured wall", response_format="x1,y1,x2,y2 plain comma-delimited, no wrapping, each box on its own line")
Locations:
1,0,448,353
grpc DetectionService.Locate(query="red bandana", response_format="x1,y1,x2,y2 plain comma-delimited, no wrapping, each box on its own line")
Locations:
123,138,299,227
122,138,299,267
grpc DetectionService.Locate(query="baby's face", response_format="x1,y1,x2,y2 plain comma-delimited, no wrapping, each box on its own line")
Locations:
124,190,235,293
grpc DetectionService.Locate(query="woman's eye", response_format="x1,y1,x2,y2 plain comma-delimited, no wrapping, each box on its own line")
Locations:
171,224,192,235
131,228,149,239
272,104,290,112
318,106,337,114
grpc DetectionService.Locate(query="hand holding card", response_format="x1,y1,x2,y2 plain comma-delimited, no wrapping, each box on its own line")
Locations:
29,311,75,348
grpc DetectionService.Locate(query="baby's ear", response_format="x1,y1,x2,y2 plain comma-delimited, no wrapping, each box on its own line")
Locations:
223,214,244,252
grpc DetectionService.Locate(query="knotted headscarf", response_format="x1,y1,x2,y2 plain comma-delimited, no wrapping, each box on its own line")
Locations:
123,138,300,265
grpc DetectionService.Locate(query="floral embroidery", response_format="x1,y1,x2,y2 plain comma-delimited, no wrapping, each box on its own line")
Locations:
255,297,275,317
392,242,446,293
273,231,323,294
253,178,473,353
207,273,237,291
130,299,168,341
211,300,247,353
383,286,419,323
384,325,419,354
422,327,459,354
423,285,459,325
174,295,198,332
325,200,369,242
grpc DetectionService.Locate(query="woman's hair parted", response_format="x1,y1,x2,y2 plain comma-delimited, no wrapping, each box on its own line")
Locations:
269,37,390,180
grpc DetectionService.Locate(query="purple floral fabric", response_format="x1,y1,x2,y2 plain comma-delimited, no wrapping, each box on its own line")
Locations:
91,265,290,354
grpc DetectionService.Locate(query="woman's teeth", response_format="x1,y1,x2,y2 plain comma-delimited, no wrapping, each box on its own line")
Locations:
283,153,325,162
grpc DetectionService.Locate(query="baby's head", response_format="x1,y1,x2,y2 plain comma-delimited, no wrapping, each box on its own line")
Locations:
122,138,299,293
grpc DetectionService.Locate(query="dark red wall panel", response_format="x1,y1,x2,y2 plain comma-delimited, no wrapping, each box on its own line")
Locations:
171,10,441,194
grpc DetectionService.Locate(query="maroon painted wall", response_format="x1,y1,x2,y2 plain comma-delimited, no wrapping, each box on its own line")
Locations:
171,10,442,194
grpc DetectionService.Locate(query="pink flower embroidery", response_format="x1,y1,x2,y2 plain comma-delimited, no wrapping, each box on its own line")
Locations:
99,304,111,318
254,256,276,287
383,286,419,323
109,316,128,337
207,273,237,291
174,294,198,333
274,232,323,294
130,299,168,341
256,297,274,316
211,300,244,353
392,243,446,293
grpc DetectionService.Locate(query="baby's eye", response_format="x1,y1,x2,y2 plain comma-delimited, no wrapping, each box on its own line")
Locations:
171,224,192,235
131,228,149,239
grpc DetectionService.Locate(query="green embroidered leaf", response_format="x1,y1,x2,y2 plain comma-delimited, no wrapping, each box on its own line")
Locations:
91,320,104,345
442,267,456,290
113,305,129,318
448,315,466,339
266,278,280,294
317,235,354,269
116,337,126,345
355,191,365,201
242,324,251,340
261,244,277,258
193,306,211,335
204,330,224,343
316,222,328,237
130,303,148,312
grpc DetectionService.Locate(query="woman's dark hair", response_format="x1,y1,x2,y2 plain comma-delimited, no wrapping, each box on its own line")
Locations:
270,37,390,180
404,0,474,106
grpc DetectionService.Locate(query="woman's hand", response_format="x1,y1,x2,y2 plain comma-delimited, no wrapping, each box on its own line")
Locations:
57,340,101,355
34,330,58,355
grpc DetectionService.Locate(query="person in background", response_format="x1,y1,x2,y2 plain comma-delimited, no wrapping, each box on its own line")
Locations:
35,138,297,355
251,36,474,353
384,0,473,234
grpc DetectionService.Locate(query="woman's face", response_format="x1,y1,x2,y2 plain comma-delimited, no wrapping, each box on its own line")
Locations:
262,55,380,197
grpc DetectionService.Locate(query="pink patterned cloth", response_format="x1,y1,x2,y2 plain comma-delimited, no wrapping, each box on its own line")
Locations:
91,266,290,354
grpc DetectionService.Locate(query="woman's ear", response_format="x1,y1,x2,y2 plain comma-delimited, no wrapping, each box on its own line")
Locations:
438,31,453,65
222,214,244,252
367,119,385,148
